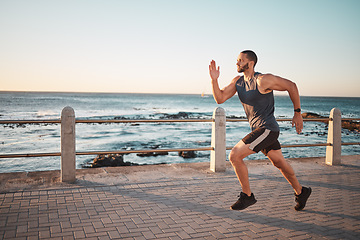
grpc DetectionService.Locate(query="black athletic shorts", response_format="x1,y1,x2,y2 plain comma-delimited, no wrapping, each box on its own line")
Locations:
242,128,281,156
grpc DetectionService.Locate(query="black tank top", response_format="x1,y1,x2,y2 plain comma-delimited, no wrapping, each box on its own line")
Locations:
236,72,280,131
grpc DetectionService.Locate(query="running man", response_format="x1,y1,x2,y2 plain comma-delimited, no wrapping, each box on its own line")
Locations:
209,50,311,211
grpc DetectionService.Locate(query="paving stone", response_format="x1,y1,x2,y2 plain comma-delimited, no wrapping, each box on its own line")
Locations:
0,157,359,239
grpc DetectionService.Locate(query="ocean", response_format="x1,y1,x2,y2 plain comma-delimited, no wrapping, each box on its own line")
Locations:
0,91,359,173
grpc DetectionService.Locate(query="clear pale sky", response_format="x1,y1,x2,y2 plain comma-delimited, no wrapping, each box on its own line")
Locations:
1,0,359,97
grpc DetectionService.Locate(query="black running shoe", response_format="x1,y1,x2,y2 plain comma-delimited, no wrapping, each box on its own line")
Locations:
294,187,312,211
230,192,257,210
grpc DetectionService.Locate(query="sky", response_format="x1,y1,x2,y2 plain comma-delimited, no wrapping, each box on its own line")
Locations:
0,0,359,97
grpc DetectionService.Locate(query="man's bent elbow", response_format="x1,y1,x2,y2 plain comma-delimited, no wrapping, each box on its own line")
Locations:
213,96,225,104
286,81,299,94
292,81,299,93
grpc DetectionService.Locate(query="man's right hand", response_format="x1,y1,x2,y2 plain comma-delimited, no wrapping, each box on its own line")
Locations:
209,60,220,81
209,59,238,104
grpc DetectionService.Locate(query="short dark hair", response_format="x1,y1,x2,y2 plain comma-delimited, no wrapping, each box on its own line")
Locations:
241,50,258,67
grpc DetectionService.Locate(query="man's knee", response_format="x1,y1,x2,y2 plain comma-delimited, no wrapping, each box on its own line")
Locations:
229,148,245,164
229,141,254,164
229,150,237,164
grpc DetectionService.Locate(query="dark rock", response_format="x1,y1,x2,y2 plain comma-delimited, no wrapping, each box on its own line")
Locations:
137,151,169,157
161,112,190,119
227,115,247,119
154,151,169,156
137,152,154,157
136,145,169,157
91,154,138,168
301,112,324,118
179,151,197,158
114,116,129,120
342,120,360,132
302,112,359,132
301,112,328,123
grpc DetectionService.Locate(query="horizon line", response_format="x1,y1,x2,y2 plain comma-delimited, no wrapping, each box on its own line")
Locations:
0,90,359,98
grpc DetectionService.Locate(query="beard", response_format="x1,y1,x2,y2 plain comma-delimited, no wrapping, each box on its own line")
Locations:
237,63,249,73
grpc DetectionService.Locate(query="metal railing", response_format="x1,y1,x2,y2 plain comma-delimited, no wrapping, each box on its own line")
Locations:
1,117,353,159
0,114,359,159
0,118,214,159
0,107,359,182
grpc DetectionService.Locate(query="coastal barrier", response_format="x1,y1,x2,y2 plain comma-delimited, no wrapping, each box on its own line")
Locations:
0,107,359,182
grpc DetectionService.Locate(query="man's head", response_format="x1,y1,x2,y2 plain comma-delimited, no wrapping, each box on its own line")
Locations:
237,50,258,73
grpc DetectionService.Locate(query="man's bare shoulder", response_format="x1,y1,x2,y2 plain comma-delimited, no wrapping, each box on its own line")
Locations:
257,73,276,85
231,75,241,84
257,73,274,80
257,73,276,93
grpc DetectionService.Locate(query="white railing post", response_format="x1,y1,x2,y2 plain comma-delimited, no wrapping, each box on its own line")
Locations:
210,107,226,172
326,108,341,165
61,106,76,182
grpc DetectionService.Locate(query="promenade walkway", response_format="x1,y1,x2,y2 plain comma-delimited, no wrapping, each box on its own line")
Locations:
1,155,359,239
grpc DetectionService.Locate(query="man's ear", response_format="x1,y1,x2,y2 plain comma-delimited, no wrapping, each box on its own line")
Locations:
249,61,255,69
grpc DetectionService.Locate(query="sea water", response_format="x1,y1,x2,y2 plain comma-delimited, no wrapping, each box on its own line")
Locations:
0,92,359,173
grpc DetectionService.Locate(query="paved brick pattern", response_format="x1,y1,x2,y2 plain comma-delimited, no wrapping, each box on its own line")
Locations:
1,158,359,239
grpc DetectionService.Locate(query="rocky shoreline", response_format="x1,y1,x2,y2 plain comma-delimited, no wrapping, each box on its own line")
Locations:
87,150,199,168
84,112,358,168
302,112,360,132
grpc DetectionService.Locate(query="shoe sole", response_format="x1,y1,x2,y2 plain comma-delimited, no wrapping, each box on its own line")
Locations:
230,199,257,211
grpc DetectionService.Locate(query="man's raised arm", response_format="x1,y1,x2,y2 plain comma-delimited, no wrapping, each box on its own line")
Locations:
209,60,238,104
